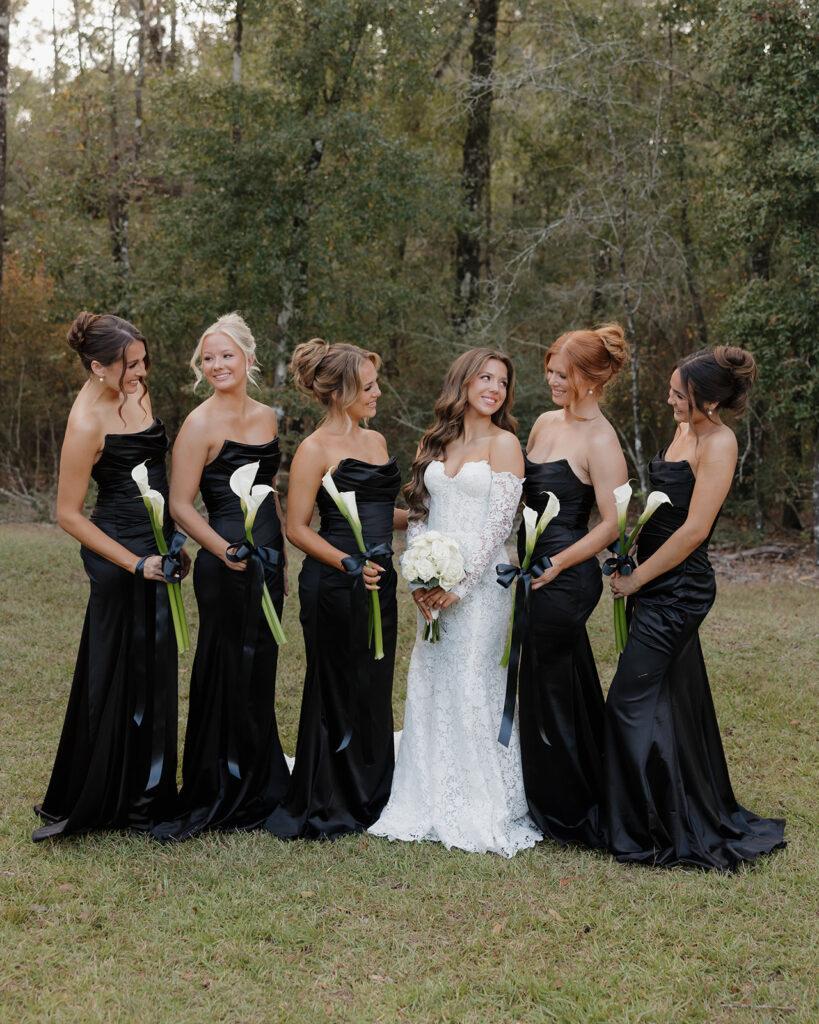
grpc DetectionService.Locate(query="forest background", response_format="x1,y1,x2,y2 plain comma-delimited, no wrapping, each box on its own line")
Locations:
0,0,816,556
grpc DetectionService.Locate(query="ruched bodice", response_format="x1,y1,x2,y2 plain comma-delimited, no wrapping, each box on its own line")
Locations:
521,457,595,558
636,449,716,578
317,457,401,546
90,419,169,541
199,437,283,550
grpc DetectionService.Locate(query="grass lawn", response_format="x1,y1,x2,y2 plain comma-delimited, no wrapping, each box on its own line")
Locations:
0,523,816,1023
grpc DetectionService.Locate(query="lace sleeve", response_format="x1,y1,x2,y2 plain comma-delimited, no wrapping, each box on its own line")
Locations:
452,471,522,600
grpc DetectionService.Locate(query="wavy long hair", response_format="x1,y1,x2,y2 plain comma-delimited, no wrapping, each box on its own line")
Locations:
404,348,517,520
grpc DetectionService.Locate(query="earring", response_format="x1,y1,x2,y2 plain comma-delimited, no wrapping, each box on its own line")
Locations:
98,376,104,382
588,389,593,395
707,408,713,416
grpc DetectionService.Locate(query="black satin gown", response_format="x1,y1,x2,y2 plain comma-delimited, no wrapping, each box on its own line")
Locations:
34,419,178,841
517,457,606,847
152,439,289,842
265,458,400,839
605,449,786,870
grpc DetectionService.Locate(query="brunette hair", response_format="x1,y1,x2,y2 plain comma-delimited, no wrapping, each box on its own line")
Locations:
290,337,381,426
677,346,757,417
545,322,628,398
404,348,518,520
190,311,261,390
67,311,151,421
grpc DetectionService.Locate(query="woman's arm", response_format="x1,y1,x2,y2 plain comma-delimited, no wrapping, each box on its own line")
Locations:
169,415,247,571
611,430,737,596
285,440,383,589
531,425,627,589
56,415,163,576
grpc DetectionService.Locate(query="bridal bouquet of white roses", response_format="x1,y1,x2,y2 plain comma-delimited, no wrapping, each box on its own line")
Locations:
401,530,465,643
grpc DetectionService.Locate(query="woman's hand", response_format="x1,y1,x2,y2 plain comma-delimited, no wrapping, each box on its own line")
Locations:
531,561,562,590
136,554,165,581
412,588,434,622
418,585,460,612
363,560,384,591
609,570,641,599
223,544,248,572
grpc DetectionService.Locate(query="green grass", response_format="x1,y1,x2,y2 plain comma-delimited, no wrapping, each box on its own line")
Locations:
0,524,816,1023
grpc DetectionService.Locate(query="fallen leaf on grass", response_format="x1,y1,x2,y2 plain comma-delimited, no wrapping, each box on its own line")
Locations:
546,908,564,921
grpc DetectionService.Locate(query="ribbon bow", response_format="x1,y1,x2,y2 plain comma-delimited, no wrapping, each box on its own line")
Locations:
161,530,187,582
495,556,551,748
602,540,635,577
341,542,394,578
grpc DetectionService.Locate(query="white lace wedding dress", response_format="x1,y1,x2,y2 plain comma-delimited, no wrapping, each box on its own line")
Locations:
369,459,542,857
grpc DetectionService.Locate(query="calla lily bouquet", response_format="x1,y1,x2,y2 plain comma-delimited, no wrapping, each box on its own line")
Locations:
606,482,671,653
322,467,385,660
499,492,560,668
131,461,190,652
228,462,286,646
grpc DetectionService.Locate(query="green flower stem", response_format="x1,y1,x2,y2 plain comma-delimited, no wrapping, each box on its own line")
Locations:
245,523,287,646
344,514,384,661
144,502,190,653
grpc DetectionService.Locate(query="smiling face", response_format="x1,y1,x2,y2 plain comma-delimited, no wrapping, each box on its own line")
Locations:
345,358,381,421
94,338,148,394
466,358,509,418
545,348,581,407
201,331,249,391
668,368,694,423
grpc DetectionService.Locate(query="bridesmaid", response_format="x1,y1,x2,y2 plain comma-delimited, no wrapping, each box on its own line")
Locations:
518,324,628,847
606,346,786,870
34,313,180,841
265,338,402,839
151,313,290,841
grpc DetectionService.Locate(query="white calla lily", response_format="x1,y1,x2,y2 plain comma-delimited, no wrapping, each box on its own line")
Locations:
637,490,671,526
131,460,150,496
537,491,561,535
229,461,261,504
341,491,361,529
143,487,166,524
613,482,632,531
522,505,539,558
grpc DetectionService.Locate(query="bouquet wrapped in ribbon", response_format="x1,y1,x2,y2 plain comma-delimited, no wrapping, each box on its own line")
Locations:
131,461,190,653
495,492,560,747
400,530,466,643
227,462,287,647
322,467,392,660
603,482,671,654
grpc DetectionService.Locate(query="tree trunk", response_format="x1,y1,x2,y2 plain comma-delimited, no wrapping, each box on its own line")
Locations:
454,0,499,325
813,430,819,565
0,0,8,316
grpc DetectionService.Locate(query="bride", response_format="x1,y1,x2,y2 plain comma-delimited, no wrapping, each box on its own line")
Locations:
370,349,541,857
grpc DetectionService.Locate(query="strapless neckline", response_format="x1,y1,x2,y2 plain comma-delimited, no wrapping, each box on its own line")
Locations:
524,454,589,487
336,456,397,470
430,458,491,481
209,436,279,464
104,416,162,441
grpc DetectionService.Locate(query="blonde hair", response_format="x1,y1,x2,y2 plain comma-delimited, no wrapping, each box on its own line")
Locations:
546,322,629,398
290,337,381,425
190,312,261,390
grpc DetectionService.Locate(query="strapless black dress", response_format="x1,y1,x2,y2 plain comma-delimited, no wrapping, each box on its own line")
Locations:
604,449,786,870
517,457,606,847
265,457,400,839
34,419,178,841
152,438,289,841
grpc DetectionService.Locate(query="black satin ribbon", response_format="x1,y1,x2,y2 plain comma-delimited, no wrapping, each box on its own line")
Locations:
132,562,173,792
161,530,187,582
224,537,283,779
602,540,636,577
496,557,551,748
334,542,393,756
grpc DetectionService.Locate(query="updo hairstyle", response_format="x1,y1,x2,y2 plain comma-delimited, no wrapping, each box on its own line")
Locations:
290,338,381,423
545,322,629,398
67,311,151,379
190,311,261,390
677,346,757,417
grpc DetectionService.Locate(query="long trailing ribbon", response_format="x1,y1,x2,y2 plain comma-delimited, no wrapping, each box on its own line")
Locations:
495,556,551,748
161,530,187,582
132,557,173,792
224,538,283,779
335,542,393,756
